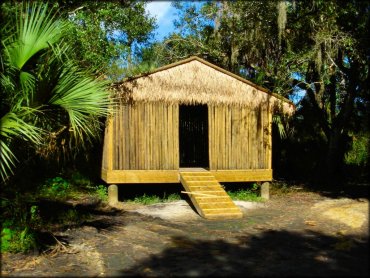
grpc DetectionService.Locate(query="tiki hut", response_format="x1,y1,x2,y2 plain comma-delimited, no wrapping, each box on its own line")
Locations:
101,56,294,218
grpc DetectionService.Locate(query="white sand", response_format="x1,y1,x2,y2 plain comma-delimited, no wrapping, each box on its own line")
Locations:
134,200,265,221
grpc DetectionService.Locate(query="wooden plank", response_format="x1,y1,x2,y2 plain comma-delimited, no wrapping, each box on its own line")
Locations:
143,103,148,169
261,106,267,169
120,105,124,170
224,106,230,169
163,104,168,169
167,104,173,169
181,191,222,198
128,104,133,169
252,108,257,169
182,176,216,181
107,115,114,171
148,102,153,169
230,107,237,169
153,103,158,169
104,170,179,183
210,169,272,182
186,180,219,184
208,105,213,170
221,105,226,169
173,104,179,169
196,196,231,202
257,106,263,169
113,107,117,169
267,108,272,169
101,115,110,170
240,107,247,169
137,103,141,170
102,168,273,184
213,105,218,170
123,105,130,170
203,213,243,220
202,206,241,211
115,105,119,170
135,104,140,169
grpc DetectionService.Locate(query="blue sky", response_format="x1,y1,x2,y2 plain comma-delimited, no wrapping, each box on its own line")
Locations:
145,1,178,41
145,1,305,104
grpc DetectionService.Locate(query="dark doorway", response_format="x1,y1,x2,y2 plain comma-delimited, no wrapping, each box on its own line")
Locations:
179,104,209,168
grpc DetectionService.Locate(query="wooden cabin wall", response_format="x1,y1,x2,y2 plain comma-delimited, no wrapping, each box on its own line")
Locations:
208,104,271,170
107,102,179,170
101,117,110,170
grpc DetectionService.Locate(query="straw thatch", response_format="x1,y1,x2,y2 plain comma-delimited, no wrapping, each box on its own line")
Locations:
113,57,294,114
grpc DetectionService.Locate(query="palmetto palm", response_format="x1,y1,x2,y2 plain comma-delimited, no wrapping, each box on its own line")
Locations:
0,2,110,181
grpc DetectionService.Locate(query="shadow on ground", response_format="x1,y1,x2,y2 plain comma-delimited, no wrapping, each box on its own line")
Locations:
118,229,369,277
33,198,128,250
271,180,370,201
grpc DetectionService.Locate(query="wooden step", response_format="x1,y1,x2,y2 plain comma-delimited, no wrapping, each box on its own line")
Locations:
200,204,239,210
186,180,219,184
180,172,214,177
204,212,243,220
181,176,216,181
180,171,243,220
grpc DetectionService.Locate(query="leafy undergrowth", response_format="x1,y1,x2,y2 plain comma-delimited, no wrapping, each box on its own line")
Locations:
1,176,309,253
125,193,182,205
1,173,109,253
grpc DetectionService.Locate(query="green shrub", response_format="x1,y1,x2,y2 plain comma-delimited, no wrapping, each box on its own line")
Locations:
164,193,181,202
95,185,108,202
1,225,37,253
127,192,181,205
39,177,71,199
345,133,369,166
69,171,94,187
228,190,263,202
227,183,263,202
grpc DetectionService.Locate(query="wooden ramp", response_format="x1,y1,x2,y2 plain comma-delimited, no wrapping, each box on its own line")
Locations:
180,171,243,220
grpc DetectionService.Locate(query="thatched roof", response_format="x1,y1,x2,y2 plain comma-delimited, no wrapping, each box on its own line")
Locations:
113,56,294,114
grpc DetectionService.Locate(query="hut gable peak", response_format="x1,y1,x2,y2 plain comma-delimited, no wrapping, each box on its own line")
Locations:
114,56,294,114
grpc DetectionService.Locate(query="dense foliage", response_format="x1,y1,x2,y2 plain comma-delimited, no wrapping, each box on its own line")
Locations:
154,0,370,184
0,2,111,182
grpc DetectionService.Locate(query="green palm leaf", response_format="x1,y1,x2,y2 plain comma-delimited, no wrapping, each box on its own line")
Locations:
7,2,65,70
0,140,17,182
49,63,109,143
0,110,42,181
1,2,109,182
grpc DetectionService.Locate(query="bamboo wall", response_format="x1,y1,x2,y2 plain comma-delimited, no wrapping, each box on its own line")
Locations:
102,102,179,170
208,104,271,170
102,102,271,172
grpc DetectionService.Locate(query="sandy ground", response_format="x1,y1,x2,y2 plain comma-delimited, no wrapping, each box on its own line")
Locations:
1,191,369,277
133,200,266,221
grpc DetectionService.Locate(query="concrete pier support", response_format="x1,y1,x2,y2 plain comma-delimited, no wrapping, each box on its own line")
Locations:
108,184,118,206
261,182,270,200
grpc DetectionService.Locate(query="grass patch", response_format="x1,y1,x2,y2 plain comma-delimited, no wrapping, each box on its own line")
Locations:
223,182,264,202
38,175,108,203
228,189,263,202
1,172,107,253
126,192,181,205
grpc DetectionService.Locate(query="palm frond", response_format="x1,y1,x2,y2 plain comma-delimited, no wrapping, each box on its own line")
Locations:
0,110,42,182
0,140,17,182
0,111,42,143
19,71,36,105
7,2,65,70
273,114,287,139
49,64,109,143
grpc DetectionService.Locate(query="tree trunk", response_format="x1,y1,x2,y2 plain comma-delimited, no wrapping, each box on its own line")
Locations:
325,128,346,186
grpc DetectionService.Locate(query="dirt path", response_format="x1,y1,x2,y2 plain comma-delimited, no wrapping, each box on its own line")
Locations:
2,191,369,277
